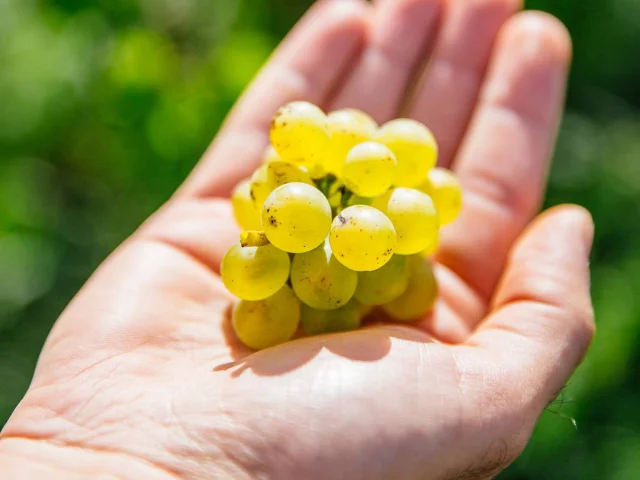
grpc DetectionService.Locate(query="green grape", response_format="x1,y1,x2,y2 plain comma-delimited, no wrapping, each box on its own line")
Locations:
221,243,290,301
233,285,300,350
343,142,397,197
376,119,438,187
419,167,463,225
270,101,330,170
301,301,360,336
291,240,357,310
355,255,410,306
262,182,332,253
250,161,313,210
383,255,438,321
329,205,396,271
373,188,439,255
263,144,281,164
325,108,378,175
231,179,261,230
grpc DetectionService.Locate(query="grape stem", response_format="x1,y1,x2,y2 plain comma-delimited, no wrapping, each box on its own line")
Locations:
240,231,270,247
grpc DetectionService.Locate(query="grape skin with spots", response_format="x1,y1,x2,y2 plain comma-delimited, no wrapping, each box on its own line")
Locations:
343,141,397,197
250,161,313,210
329,205,396,272
291,240,358,310
262,182,332,253
270,101,331,170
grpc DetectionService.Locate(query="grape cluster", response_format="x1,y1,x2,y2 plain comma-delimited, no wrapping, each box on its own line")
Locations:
222,101,463,350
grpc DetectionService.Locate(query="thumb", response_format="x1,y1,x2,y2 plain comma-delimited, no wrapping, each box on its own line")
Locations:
468,205,595,410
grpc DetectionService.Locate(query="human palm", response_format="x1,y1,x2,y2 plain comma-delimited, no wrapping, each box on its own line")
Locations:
0,1,595,479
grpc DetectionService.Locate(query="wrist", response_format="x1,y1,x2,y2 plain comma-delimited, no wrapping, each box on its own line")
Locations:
0,437,177,480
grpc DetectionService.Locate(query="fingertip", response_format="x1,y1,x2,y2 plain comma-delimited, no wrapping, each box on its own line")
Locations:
500,11,572,64
533,204,594,253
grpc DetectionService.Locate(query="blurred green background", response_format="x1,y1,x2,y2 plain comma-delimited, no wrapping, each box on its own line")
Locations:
0,0,639,478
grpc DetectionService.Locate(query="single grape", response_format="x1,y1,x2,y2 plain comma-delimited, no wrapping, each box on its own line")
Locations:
325,108,378,175
250,161,313,210
355,255,410,306
419,167,463,225
291,240,357,310
383,255,437,321
262,182,332,253
233,285,300,350
221,243,290,301
343,142,397,197
329,205,396,271
270,101,330,170
376,119,438,187
231,179,261,230
263,145,281,164
301,301,361,336
373,188,439,255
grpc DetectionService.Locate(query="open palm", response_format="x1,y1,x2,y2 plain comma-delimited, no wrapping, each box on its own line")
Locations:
0,1,594,479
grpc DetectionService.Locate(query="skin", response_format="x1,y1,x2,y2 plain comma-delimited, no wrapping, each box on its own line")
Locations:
0,1,594,479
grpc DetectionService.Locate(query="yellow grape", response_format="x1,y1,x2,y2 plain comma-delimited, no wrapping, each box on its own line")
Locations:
355,255,410,306
376,119,438,187
383,255,438,321
262,182,332,253
221,243,290,301
343,142,397,197
373,188,439,255
231,179,261,230
301,300,361,336
233,285,300,350
419,167,463,225
270,101,330,170
291,240,358,310
330,205,396,271
326,108,378,175
250,161,313,210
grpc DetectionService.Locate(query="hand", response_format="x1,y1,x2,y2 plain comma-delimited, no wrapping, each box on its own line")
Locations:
0,1,594,479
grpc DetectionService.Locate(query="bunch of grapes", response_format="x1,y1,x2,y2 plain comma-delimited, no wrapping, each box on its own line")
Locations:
222,101,463,350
